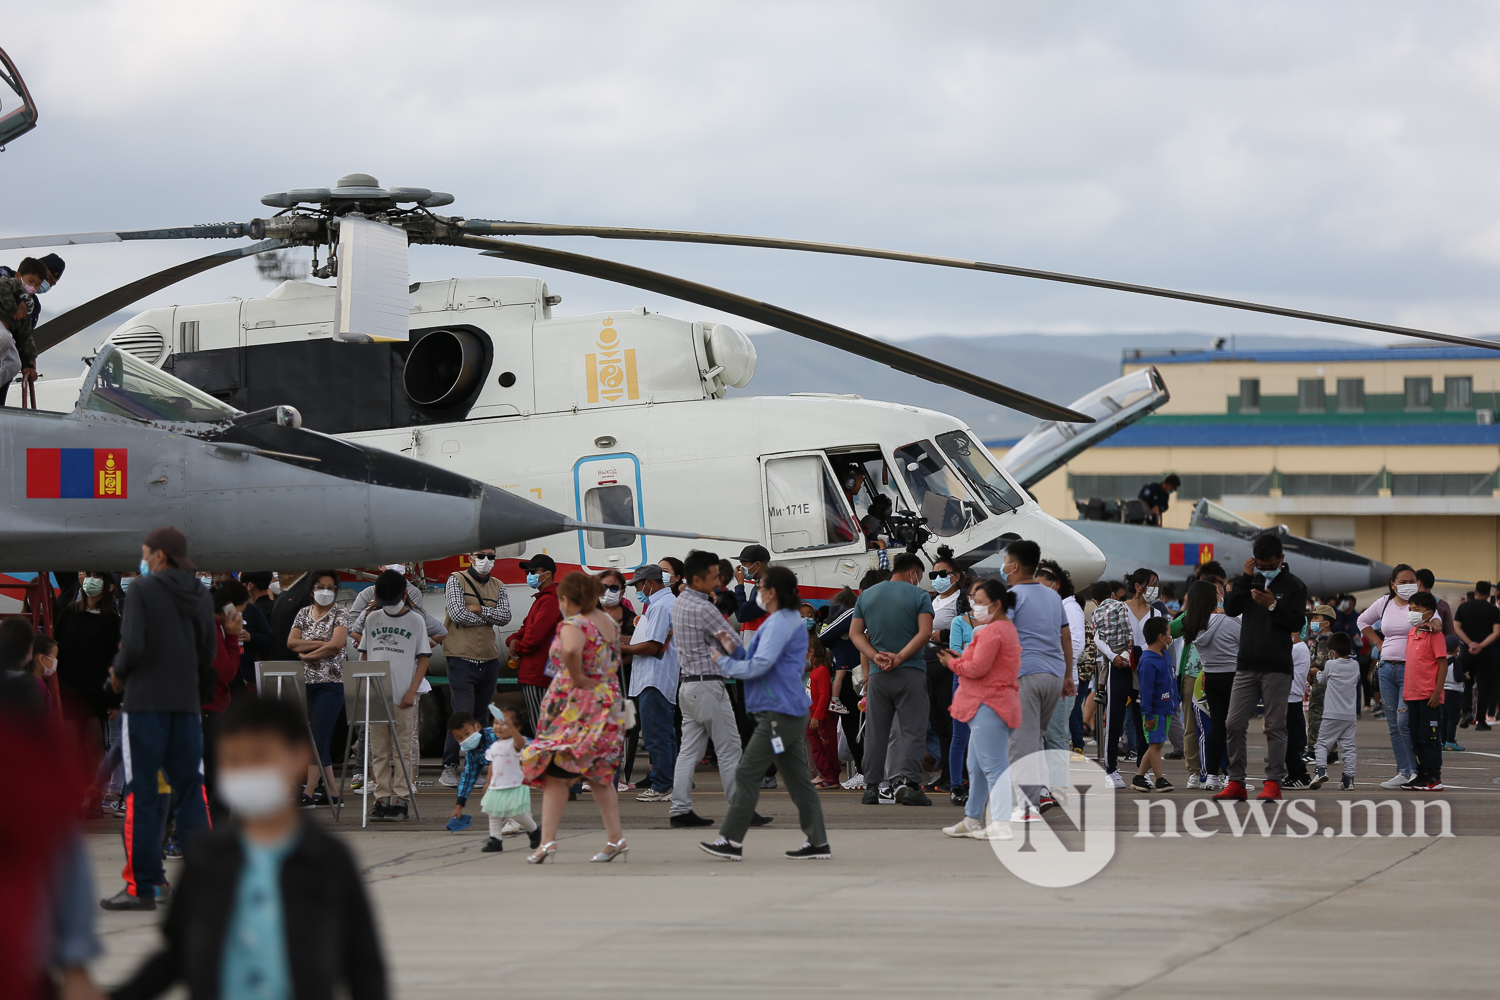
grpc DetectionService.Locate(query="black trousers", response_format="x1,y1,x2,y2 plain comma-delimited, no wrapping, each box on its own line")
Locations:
1443,689,1462,742
925,645,954,785
1105,666,1146,774
1284,701,1309,781
834,669,863,772
1477,663,1500,725
1406,698,1444,779
1202,672,1235,776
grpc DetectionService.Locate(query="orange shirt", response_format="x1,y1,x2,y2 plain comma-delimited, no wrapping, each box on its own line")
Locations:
1402,626,1447,701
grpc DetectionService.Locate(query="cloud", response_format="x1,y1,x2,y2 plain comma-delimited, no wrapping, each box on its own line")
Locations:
7,0,1500,354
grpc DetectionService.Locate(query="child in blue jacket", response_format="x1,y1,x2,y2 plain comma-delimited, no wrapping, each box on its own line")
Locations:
1134,617,1181,792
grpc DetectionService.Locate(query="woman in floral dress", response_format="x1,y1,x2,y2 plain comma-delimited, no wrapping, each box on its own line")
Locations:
287,570,350,806
520,572,627,863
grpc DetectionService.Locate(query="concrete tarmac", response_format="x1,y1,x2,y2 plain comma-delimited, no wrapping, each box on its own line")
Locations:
86,715,1500,999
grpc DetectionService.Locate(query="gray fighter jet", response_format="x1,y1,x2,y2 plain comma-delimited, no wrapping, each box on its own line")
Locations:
2,344,737,570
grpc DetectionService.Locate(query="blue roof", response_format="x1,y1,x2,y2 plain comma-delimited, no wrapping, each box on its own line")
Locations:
1097,422,1500,448
1128,347,1500,365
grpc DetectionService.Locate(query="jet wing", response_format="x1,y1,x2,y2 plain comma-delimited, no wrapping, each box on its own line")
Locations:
999,367,1170,489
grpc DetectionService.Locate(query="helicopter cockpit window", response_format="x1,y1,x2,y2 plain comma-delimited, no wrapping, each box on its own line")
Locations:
935,430,1024,514
584,485,639,549
82,347,240,424
892,441,987,537
764,454,861,553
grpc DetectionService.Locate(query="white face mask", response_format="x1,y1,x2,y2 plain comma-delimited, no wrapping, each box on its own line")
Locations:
218,767,291,819
1142,586,1160,604
601,587,622,608
38,655,56,677
312,588,336,606
269,578,281,596
1406,609,1427,627
1396,583,1419,600
970,602,993,624
471,557,495,576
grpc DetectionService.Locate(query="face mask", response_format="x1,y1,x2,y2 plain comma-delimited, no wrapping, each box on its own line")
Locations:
269,579,281,596
1406,609,1426,627
120,576,133,593
471,557,495,576
601,587,622,608
932,575,952,594
138,558,151,577
971,603,993,624
36,279,50,294
1308,621,1321,633
526,573,540,589
1143,587,1160,604
198,575,212,588
20,277,39,295
459,730,482,752
803,617,816,630
81,577,103,598
1396,583,1419,600
1259,567,1281,581
218,767,291,818
313,588,336,606
39,655,56,677
756,588,770,610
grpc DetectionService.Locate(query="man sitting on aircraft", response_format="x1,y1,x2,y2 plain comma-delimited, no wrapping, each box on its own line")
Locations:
1137,474,1180,526
0,254,62,406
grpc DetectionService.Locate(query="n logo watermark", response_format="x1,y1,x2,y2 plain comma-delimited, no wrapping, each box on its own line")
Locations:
988,750,1116,887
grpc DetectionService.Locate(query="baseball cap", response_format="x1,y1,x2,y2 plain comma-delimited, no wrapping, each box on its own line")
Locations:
630,564,664,585
142,526,195,572
1310,604,1336,619
518,553,556,573
738,544,770,564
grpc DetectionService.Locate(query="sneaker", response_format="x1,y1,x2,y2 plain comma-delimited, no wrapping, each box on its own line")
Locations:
387,803,409,822
749,813,774,827
1282,777,1310,789
1460,712,1474,729
349,772,364,790
841,773,866,791
1256,780,1282,801
979,820,1015,841
1212,780,1248,801
1037,792,1059,812
1105,771,1127,789
100,887,156,911
1398,775,1424,791
894,782,932,807
1164,749,1184,760
828,699,849,715
635,787,672,802
1153,776,1174,792
154,881,172,902
669,810,716,828
760,775,778,790
299,793,318,809
1309,769,1328,789
698,837,743,861
368,800,391,822
481,837,505,853
942,816,986,839
1185,773,1204,790
1010,804,1039,823
861,786,880,805
163,838,183,860
1477,721,1493,731
1443,741,1466,752
1379,772,1412,790
785,840,832,860
1131,774,1154,792
439,765,460,788
1339,775,1355,790
950,784,969,807
876,784,897,805
499,818,523,836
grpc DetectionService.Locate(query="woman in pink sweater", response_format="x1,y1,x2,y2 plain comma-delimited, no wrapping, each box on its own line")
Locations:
938,579,1022,841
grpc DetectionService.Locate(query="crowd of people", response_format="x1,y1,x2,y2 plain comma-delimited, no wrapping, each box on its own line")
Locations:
11,516,1499,997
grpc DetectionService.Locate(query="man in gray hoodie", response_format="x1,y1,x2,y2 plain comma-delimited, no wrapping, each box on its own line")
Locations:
101,527,217,911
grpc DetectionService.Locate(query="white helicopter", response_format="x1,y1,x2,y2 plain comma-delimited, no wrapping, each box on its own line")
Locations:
14,172,1499,609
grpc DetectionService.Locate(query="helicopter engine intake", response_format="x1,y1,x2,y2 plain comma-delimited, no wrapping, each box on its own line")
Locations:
403,328,485,408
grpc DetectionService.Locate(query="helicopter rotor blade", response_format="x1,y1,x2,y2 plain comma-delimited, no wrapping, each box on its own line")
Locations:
562,519,757,545
461,221,1500,354
0,223,255,252
32,240,289,354
448,234,1093,423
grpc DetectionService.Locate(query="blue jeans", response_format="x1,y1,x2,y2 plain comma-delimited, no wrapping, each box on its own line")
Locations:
1378,661,1416,774
949,674,969,787
305,682,343,767
443,656,502,766
638,685,678,792
121,711,210,896
964,704,1013,822
1069,688,1089,751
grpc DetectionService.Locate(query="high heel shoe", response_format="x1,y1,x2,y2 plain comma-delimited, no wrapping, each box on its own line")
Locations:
526,841,557,864
591,839,628,863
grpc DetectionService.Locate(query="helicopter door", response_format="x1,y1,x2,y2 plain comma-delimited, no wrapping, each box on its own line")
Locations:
760,451,862,555
573,453,646,571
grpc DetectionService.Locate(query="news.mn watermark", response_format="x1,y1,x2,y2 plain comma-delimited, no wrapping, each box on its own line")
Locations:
987,751,1455,889
1134,797,1456,839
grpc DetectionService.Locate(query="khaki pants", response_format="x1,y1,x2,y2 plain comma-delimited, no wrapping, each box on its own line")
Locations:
370,702,418,803
1180,673,1199,771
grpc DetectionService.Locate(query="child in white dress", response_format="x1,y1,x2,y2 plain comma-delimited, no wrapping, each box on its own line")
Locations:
481,705,541,853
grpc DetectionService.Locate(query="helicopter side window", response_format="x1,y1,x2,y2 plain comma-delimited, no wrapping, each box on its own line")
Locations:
935,430,1024,514
763,454,861,553
82,347,240,424
583,485,638,549
892,441,987,537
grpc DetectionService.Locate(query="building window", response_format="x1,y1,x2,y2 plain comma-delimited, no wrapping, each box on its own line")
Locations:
1239,378,1260,414
1446,376,1473,410
1280,473,1381,496
1297,379,1325,413
1404,377,1433,411
1309,516,1357,551
1335,378,1364,413
1071,473,1270,501
1390,473,1495,497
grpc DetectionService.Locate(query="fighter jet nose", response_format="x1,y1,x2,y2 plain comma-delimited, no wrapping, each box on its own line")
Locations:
1369,560,1395,591
478,484,568,550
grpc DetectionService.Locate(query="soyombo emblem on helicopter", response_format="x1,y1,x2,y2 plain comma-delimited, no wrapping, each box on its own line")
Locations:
587,318,639,404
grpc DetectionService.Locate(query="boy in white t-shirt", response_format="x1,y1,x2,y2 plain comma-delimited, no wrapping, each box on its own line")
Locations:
358,570,431,822
1283,631,1313,787
1310,631,1359,789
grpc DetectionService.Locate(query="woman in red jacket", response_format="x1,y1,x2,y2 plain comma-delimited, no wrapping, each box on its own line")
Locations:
204,580,250,820
937,579,1021,841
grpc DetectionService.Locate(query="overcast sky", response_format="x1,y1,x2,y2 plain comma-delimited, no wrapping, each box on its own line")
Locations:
8,1,1500,364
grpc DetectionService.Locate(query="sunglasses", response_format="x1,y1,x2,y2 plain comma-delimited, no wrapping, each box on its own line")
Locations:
605,585,622,593
929,570,950,579
474,552,496,559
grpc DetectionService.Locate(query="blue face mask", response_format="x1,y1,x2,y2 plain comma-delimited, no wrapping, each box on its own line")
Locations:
138,558,151,577
932,575,952,594
37,280,50,294
1259,567,1281,581
526,572,540,589
803,617,816,630
458,730,482,752
120,576,133,592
